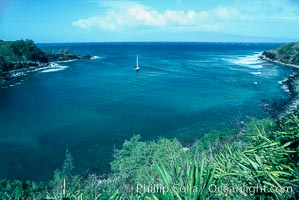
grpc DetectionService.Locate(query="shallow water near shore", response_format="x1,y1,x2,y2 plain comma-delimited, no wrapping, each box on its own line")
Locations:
0,42,293,180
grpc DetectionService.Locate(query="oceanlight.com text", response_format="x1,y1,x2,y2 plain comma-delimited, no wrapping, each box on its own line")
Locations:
208,184,294,194
135,183,295,195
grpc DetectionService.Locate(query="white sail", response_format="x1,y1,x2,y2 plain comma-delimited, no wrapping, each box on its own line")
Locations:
135,54,140,71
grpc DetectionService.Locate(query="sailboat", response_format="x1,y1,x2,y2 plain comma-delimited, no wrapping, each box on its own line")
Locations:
135,54,140,72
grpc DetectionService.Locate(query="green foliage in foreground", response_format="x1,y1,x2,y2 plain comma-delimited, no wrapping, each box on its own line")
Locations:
0,111,298,199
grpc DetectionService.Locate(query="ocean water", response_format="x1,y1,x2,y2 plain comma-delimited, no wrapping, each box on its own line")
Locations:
0,42,293,180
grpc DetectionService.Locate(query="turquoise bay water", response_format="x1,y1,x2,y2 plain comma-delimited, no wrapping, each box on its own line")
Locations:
0,43,292,180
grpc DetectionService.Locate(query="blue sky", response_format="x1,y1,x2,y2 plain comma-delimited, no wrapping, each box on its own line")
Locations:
1,0,299,42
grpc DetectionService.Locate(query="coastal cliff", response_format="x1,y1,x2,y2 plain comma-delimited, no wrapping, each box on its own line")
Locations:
0,39,91,87
260,42,299,118
260,42,299,68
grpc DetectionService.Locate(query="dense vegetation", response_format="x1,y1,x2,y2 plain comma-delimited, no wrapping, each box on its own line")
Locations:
0,39,49,72
0,109,298,199
261,42,299,65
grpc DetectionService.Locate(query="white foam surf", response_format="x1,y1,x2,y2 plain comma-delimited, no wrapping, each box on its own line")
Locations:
278,78,288,85
226,52,264,69
91,56,100,59
40,63,69,73
250,71,262,75
247,65,263,69
232,59,261,65
278,78,290,93
58,59,77,63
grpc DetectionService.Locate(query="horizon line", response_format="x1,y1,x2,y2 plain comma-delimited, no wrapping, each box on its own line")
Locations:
34,41,292,44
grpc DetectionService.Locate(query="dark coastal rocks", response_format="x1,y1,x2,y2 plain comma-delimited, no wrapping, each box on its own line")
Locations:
6,61,45,70
0,51,92,87
260,71,299,119
46,52,92,62
0,60,51,87
261,51,276,60
260,72,299,119
258,42,299,118
283,72,299,95
278,72,299,119
261,98,288,118
0,39,93,87
261,66,299,119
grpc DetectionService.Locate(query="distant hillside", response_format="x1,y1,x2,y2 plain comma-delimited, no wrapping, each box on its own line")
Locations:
261,42,299,66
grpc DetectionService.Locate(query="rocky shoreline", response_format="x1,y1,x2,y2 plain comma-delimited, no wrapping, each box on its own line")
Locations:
277,72,299,119
0,39,95,88
46,52,92,62
259,43,299,119
0,53,93,88
259,53,299,69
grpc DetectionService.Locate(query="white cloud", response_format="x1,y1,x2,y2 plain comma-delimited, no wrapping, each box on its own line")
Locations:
72,0,299,32
72,2,218,32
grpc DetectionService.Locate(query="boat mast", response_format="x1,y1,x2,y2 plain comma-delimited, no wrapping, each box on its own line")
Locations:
136,54,139,67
